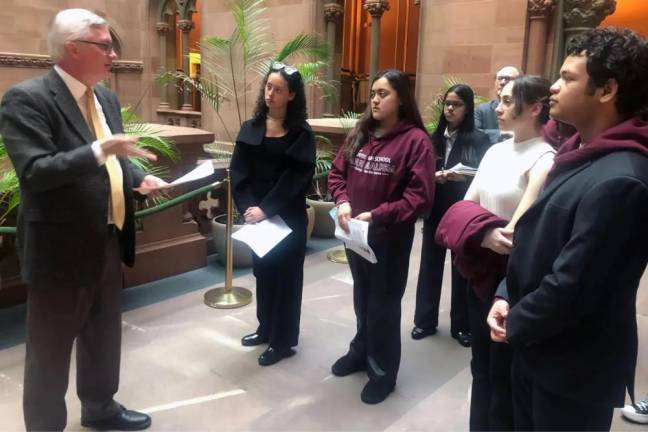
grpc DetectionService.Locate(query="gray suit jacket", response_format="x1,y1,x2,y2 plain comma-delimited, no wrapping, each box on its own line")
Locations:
474,99,502,144
0,69,145,290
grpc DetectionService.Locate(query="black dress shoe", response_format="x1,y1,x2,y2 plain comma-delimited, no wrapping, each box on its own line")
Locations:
258,346,296,366
331,352,366,376
241,332,269,347
411,326,437,340
361,380,395,404
81,406,151,431
452,331,472,348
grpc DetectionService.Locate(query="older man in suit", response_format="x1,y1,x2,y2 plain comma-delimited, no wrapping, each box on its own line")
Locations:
0,9,166,431
487,28,648,430
474,66,520,144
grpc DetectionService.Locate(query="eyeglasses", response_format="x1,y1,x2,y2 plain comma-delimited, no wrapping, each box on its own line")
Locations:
271,61,298,76
496,75,514,82
74,39,114,54
443,101,465,109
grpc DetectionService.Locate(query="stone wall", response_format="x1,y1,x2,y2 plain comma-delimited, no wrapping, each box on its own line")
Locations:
416,0,527,116
0,0,160,121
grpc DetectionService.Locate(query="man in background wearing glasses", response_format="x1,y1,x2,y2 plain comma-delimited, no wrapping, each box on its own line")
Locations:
475,66,520,144
0,8,165,431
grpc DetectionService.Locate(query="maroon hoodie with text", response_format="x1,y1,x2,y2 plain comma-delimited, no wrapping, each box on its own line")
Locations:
328,121,436,239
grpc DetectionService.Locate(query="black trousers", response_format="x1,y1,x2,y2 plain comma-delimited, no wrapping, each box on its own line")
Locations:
252,212,307,349
511,356,614,431
414,215,469,334
346,227,414,385
23,230,122,431
468,287,514,431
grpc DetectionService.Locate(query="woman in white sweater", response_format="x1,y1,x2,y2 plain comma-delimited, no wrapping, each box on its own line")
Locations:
463,75,556,431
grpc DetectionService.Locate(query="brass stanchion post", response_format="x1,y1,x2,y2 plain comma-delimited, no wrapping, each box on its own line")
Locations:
327,248,348,264
204,169,253,308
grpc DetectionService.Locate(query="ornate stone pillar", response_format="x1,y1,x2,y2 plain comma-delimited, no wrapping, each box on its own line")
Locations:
178,18,195,111
324,2,343,117
525,0,556,75
157,22,171,109
363,0,390,85
563,0,616,53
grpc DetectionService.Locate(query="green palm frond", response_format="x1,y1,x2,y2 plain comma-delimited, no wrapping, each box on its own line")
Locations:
339,111,362,134
274,33,329,65
0,169,19,225
121,107,178,206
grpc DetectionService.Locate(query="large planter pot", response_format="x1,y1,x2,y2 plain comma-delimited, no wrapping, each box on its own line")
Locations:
306,204,315,240
306,196,336,238
211,215,253,268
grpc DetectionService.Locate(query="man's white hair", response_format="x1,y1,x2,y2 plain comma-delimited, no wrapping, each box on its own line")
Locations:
48,9,107,63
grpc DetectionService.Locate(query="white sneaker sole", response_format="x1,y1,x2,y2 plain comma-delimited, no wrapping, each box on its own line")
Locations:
622,404,648,424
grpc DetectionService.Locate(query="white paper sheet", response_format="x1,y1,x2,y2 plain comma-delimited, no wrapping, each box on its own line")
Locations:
448,162,478,176
231,215,292,258
168,160,215,187
329,207,377,264
137,161,216,194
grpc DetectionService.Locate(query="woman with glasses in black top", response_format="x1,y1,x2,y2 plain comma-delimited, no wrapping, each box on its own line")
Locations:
230,62,315,366
411,84,490,347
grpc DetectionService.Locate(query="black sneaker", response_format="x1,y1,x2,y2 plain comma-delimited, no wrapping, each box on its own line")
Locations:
622,395,648,424
331,352,366,376
360,380,395,404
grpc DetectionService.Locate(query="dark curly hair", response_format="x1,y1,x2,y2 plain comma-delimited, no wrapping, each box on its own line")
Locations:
566,27,648,118
252,65,308,129
511,75,551,125
344,69,426,161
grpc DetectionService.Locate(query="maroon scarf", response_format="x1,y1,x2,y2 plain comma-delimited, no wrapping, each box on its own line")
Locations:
546,117,648,185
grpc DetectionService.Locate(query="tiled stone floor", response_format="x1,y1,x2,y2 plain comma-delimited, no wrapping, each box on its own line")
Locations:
0,222,646,431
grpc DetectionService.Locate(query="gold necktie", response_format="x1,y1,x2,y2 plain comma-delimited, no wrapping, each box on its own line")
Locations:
85,87,125,230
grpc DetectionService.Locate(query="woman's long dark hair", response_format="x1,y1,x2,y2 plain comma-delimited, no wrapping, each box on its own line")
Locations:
252,66,307,129
432,84,476,146
344,69,426,161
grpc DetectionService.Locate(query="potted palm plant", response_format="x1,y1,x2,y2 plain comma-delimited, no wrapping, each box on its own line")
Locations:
167,0,332,266
306,111,360,238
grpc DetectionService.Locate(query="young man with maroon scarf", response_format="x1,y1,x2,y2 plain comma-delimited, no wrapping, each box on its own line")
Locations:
487,27,648,430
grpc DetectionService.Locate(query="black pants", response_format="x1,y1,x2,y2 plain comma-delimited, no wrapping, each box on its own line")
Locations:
468,287,514,431
346,227,414,385
23,231,122,431
414,215,469,334
252,212,307,349
511,356,614,431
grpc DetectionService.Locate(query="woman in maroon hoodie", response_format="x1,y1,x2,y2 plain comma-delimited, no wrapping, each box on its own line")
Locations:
328,69,435,404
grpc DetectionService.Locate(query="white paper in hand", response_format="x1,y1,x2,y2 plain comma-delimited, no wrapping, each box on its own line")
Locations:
169,160,215,187
448,162,478,176
231,215,292,258
329,207,377,263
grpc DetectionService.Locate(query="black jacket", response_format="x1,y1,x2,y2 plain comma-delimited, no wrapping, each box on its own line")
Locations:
230,118,315,222
498,150,648,406
431,128,490,220
0,70,145,290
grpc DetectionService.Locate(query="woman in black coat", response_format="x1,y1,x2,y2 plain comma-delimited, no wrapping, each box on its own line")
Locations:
411,84,490,347
230,62,315,366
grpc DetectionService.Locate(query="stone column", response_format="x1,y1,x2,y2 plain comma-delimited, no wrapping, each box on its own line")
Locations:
324,2,343,117
525,0,556,75
563,0,616,54
178,19,195,111
157,22,171,109
363,0,390,85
